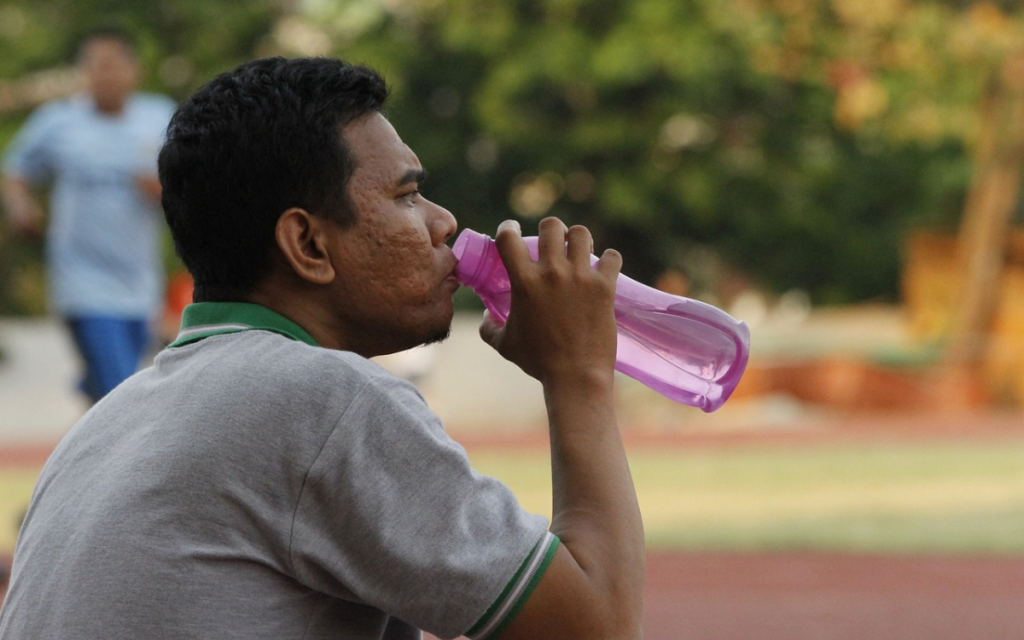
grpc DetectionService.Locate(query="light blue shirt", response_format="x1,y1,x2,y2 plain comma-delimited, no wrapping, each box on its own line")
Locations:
3,92,176,317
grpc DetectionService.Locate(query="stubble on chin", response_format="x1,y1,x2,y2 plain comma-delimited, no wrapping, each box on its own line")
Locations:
421,324,452,347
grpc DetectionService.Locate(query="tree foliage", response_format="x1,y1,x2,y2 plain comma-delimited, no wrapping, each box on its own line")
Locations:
1,0,1019,314
318,0,986,303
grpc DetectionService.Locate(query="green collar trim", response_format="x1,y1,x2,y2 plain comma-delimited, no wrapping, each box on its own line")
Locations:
168,302,319,348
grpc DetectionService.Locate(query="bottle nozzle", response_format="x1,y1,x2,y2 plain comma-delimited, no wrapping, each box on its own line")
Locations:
452,229,494,286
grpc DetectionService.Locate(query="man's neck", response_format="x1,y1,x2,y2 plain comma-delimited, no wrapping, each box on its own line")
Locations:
92,96,128,116
243,286,348,353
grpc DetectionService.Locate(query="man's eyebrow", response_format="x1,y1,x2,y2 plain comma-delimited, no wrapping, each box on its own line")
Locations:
398,168,429,187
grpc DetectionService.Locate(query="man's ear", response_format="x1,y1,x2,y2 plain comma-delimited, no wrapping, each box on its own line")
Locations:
274,208,337,285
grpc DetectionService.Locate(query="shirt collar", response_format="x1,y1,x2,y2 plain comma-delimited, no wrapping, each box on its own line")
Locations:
168,302,319,348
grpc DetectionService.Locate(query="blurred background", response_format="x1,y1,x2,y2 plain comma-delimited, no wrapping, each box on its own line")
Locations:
1,1,1023,638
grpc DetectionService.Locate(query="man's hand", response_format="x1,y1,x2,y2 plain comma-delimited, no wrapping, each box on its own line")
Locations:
478,217,622,387
1,176,45,239
135,174,162,203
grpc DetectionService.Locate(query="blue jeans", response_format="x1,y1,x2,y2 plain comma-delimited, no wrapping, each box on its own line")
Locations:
66,316,150,403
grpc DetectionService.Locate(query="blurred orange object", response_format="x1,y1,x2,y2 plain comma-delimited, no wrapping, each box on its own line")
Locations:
162,271,194,343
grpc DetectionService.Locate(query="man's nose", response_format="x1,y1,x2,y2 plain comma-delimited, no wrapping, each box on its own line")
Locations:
428,200,457,245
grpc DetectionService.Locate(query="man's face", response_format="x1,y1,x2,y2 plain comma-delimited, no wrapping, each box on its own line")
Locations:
79,38,139,114
323,112,459,357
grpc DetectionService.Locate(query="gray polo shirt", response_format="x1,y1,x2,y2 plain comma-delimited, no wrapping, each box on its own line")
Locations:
0,302,556,639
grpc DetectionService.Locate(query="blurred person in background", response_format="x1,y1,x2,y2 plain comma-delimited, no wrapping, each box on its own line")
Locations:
1,26,175,403
0,57,645,640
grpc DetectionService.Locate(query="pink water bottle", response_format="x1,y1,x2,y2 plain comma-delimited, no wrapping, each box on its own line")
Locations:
452,229,750,412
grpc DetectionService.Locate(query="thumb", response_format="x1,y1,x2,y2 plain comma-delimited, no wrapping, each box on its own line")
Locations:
478,309,505,351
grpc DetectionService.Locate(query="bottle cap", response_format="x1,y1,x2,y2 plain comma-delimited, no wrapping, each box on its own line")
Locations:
452,229,492,286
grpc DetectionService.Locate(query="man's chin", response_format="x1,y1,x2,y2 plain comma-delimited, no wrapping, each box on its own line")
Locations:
372,321,452,357
421,325,452,347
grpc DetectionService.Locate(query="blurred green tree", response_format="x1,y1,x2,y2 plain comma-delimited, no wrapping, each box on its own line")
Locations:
719,0,1024,355
316,0,982,305
1,0,1017,316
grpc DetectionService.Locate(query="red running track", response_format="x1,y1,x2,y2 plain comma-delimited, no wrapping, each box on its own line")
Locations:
428,551,1024,640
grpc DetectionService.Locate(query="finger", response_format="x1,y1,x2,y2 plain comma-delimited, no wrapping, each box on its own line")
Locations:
496,219,521,238
478,309,505,350
494,220,533,285
565,225,593,266
595,247,623,280
537,217,568,265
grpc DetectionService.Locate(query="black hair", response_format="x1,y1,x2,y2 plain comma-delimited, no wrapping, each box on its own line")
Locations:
158,57,389,302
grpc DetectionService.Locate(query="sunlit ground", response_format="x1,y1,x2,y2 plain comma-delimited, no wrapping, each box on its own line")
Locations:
0,466,39,554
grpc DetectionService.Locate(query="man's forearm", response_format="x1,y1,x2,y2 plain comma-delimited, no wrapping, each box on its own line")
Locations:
476,219,645,639
545,372,645,636
1,176,43,234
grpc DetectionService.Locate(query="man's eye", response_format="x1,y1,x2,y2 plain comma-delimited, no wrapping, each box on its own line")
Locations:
404,190,420,203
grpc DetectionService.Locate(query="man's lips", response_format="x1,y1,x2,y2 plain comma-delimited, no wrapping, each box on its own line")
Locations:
443,251,460,285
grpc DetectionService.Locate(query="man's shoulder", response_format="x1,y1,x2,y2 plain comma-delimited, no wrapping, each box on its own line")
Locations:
178,330,409,397
126,93,176,127
131,92,176,112
23,96,80,125
253,336,429,413
292,341,420,399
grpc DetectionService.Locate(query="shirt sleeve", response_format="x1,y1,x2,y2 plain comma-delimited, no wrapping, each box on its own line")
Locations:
288,374,556,639
2,102,61,183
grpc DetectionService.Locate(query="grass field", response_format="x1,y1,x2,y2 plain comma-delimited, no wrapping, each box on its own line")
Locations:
0,437,1022,558
0,465,38,555
466,438,1024,557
